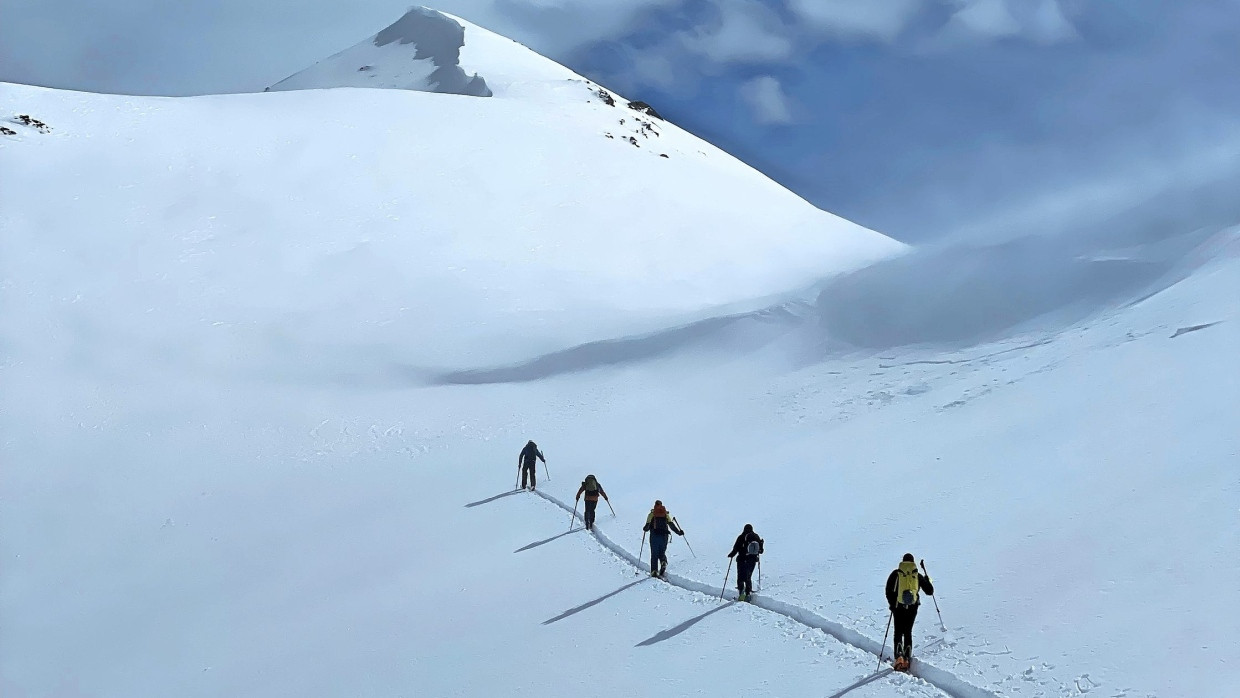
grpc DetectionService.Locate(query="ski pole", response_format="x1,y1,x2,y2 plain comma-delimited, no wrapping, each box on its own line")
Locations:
878,610,892,670
605,498,616,518
674,518,696,557
757,558,762,592
637,531,647,573
515,464,521,490
568,499,578,531
920,559,946,630
542,459,550,482
720,558,733,600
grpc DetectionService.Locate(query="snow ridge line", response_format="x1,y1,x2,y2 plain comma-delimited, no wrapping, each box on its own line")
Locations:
531,489,998,698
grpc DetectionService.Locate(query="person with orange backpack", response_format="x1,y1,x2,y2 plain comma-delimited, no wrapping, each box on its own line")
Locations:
574,474,610,531
642,500,684,578
884,553,935,671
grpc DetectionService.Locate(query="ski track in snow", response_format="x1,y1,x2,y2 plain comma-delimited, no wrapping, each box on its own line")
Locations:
531,489,999,698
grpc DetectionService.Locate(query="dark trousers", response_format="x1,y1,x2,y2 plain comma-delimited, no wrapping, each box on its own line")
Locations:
521,463,536,489
893,605,919,658
737,557,757,594
649,533,669,574
584,499,598,528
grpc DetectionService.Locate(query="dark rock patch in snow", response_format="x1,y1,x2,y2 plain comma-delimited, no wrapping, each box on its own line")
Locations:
9,114,51,133
268,7,491,97
373,7,491,97
627,100,662,119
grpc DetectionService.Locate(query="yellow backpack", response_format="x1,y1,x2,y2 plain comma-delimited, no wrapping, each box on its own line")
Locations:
895,561,920,607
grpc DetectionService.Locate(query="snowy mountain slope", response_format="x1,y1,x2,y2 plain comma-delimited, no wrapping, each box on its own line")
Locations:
0,27,905,693
4,7,1237,698
484,242,1239,698
0,74,898,376
4,227,1233,698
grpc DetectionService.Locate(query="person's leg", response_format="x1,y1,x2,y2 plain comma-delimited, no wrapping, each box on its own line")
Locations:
653,535,669,575
529,465,536,490
584,499,597,529
906,605,919,656
737,558,755,594
520,465,528,488
650,535,667,575
893,607,913,659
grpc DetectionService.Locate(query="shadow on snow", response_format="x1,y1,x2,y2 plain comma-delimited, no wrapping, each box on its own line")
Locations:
542,578,650,625
463,490,523,508
514,528,580,553
824,667,893,698
635,601,737,647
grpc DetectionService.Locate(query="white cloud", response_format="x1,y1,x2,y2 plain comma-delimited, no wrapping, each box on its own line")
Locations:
937,0,1078,45
676,0,795,65
1026,0,1078,44
786,0,923,42
440,0,678,55
949,0,1023,39
738,75,794,125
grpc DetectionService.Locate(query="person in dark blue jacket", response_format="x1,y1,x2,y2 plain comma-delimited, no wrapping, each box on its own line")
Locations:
518,440,544,490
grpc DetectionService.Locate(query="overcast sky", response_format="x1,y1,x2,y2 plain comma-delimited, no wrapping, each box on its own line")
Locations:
4,0,1238,241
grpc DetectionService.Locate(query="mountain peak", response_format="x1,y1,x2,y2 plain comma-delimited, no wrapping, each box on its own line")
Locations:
268,6,491,96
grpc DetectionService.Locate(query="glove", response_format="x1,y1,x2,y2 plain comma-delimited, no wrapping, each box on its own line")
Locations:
678,530,685,536
889,605,896,612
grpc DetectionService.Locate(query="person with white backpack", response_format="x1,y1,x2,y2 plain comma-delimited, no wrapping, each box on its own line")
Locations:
726,524,764,601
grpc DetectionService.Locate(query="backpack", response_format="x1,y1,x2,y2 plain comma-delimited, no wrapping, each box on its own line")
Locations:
895,562,920,607
583,475,598,492
745,538,762,556
649,507,670,534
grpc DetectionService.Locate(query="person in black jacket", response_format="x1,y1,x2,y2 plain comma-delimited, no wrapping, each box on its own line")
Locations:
727,524,764,601
518,440,545,490
574,475,609,530
884,553,935,671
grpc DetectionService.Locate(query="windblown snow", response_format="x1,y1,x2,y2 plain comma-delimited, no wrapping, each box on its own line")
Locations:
2,6,1237,698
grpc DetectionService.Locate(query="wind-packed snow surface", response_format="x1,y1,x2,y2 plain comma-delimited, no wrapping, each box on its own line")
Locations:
3,8,1238,698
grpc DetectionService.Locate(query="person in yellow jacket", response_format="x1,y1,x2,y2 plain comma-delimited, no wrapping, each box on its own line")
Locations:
884,553,935,671
642,500,684,577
